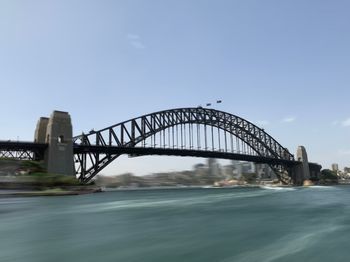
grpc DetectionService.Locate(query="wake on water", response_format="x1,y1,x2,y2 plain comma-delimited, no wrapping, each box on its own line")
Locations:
70,186,301,214
259,185,297,191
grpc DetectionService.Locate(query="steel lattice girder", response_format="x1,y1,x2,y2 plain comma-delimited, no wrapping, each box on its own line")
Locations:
0,141,47,161
73,108,295,183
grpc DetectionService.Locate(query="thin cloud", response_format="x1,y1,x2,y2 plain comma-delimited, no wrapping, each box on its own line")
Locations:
127,33,140,40
341,118,350,127
127,33,146,49
256,120,270,126
338,149,350,155
282,117,296,123
331,120,339,126
130,41,146,49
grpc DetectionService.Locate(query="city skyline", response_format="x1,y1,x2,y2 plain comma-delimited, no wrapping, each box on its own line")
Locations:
1,0,350,175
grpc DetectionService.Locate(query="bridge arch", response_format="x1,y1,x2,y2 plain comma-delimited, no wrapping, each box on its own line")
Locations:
74,108,294,182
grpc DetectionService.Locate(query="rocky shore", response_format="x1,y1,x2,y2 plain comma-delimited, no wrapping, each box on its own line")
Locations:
0,186,103,197
0,159,103,197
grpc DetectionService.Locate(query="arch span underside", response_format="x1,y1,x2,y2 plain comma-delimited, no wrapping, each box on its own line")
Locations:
73,108,295,183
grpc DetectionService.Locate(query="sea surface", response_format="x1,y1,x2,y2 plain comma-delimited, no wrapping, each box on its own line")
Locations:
1,185,350,262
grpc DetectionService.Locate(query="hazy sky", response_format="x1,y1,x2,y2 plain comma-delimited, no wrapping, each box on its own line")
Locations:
1,0,350,175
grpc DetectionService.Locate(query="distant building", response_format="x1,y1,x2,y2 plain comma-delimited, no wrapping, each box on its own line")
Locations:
222,165,234,180
193,163,206,171
241,162,255,174
331,163,339,172
255,163,276,180
193,163,207,177
231,160,255,178
207,158,221,177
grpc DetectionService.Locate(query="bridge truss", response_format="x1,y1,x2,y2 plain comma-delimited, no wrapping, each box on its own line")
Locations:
0,141,47,161
73,108,295,183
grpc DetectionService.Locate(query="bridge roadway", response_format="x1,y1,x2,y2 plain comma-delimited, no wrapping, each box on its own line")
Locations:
0,141,47,151
1,140,299,167
0,141,47,160
1,140,323,185
74,145,299,167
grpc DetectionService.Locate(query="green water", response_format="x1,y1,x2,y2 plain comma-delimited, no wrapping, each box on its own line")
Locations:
1,186,350,262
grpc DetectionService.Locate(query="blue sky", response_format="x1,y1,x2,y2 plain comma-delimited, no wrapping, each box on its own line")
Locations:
1,0,350,175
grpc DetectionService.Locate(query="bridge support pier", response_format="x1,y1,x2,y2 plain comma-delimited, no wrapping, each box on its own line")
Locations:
34,111,74,176
34,117,49,143
290,146,311,186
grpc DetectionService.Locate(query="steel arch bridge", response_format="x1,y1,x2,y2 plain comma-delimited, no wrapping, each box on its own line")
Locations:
73,107,296,183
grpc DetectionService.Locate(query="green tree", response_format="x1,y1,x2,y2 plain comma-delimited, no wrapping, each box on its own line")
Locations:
320,169,338,184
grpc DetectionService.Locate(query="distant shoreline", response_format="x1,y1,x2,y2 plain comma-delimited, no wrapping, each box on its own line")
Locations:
0,187,102,197
2,183,348,197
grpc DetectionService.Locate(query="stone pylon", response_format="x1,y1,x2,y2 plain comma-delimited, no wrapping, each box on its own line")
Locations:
34,111,75,176
297,146,310,180
34,117,49,143
292,146,310,185
46,111,74,176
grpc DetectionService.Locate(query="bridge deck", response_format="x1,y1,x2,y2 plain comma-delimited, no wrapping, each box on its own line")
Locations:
74,145,299,167
1,141,322,169
0,141,47,150
0,141,47,160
